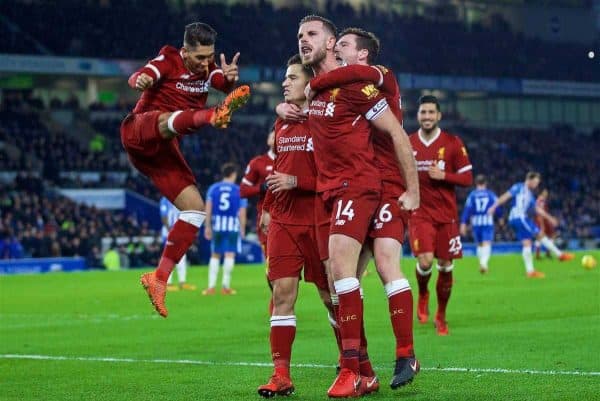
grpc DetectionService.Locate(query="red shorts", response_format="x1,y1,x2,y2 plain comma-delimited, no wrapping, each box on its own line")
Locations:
368,181,408,243
408,217,462,260
120,112,196,202
322,186,380,245
536,217,556,237
267,221,328,291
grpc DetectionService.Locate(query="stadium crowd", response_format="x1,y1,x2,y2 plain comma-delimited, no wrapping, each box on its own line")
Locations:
1,0,597,82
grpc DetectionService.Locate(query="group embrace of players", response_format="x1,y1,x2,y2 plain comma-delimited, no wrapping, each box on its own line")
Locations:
122,15,477,399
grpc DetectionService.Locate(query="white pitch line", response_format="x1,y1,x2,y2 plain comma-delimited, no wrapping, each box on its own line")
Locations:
1,354,599,377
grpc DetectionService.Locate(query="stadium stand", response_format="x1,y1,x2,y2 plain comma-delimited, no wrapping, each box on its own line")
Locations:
1,0,597,82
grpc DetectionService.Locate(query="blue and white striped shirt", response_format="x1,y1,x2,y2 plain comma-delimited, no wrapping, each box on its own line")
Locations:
508,182,536,221
461,189,498,227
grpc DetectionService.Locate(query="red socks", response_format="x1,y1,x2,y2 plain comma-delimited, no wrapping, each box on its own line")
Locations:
155,219,199,282
169,109,215,135
270,316,297,377
436,270,453,319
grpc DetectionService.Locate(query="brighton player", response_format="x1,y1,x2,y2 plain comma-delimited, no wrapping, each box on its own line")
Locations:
240,129,275,254
299,15,419,397
159,196,196,291
121,22,250,317
409,95,473,336
203,163,247,295
305,27,419,390
488,172,574,278
257,54,333,398
460,174,500,274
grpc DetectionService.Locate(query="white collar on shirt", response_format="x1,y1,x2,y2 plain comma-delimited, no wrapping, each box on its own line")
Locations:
418,127,441,147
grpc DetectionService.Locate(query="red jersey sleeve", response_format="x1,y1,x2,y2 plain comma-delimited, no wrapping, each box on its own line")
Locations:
310,65,383,92
346,82,389,121
137,46,176,82
445,136,473,187
208,62,235,93
240,158,263,198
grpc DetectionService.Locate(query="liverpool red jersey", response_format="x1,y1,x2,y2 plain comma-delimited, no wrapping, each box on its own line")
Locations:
308,79,387,192
240,151,275,217
132,45,232,114
309,64,404,187
262,118,319,225
409,129,472,223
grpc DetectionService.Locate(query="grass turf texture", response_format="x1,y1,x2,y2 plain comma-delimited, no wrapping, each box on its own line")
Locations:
1,251,598,401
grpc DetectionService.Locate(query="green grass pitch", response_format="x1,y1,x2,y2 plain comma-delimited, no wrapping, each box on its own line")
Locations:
1,251,598,401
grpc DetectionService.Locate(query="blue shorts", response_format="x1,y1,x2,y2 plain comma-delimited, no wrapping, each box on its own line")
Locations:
211,231,241,254
472,226,494,243
509,218,540,241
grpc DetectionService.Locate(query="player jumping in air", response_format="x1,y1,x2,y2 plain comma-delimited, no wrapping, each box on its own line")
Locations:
120,22,250,317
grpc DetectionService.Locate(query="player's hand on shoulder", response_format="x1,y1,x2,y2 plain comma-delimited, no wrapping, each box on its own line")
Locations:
398,190,419,211
304,83,316,103
276,102,307,122
135,73,154,91
220,52,240,82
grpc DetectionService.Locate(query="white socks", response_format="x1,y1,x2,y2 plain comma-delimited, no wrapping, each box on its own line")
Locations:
479,244,491,269
167,254,188,284
208,257,219,288
222,257,235,288
522,246,534,273
540,236,562,257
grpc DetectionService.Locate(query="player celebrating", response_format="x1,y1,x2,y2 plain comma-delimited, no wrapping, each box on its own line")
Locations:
257,54,333,398
298,15,419,397
121,22,250,317
203,163,247,295
240,129,275,254
460,174,500,274
306,27,419,390
409,95,473,336
159,196,196,291
488,172,574,278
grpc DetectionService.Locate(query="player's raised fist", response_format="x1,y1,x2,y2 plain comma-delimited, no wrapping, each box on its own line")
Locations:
220,52,240,82
135,73,154,91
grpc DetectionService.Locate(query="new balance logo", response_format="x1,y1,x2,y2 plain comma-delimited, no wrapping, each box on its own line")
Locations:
365,377,378,389
410,360,419,372
335,219,346,226
354,376,361,390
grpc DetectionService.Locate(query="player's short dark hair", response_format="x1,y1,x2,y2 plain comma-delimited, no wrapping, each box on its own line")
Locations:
418,95,441,111
184,22,217,47
475,174,487,186
299,15,338,38
339,27,380,64
287,54,314,78
526,171,541,180
221,162,238,178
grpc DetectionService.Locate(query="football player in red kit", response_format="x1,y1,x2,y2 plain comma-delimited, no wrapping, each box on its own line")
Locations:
121,22,250,317
408,95,473,336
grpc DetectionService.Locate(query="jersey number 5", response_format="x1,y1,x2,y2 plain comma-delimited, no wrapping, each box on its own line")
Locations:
219,192,231,211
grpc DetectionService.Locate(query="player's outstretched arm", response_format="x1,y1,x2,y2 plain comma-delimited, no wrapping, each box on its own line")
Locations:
309,64,383,92
239,206,247,239
488,191,512,215
371,108,419,211
204,200,213,240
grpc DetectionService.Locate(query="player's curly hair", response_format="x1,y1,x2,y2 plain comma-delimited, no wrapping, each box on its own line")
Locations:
299,15,338,38
184,22,217,47
339,27,380,64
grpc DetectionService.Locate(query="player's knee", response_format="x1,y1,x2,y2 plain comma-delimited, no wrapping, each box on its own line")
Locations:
157,113,176,139
417,254,434,270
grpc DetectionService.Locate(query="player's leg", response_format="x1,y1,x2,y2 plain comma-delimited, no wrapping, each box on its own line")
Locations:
434,259,453,336
156,85,251,138
511,219,545,278
204,250,220,295
141,184,206,317
479,241,492,273
258,276,298,398
221,250,236,295
372,237,419,389
536,232,573,261
409,218,436,324
176,254,195,290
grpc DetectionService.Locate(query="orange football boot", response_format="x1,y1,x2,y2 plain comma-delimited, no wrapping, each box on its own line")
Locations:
257,374,295,398
140,272,168,317
211,85,251,128
558,252,575,261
